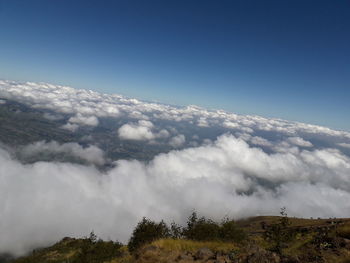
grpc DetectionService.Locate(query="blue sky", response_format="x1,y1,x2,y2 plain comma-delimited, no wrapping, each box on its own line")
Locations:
0,0,349,130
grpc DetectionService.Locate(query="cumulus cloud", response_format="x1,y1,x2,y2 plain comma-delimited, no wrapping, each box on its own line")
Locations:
338,143,350,149
61,123,80,132
118,120,156,141
157,129,170,139
1,134,350,256
250,136,273,147
1,80,350,142
169,134,186,147
68,113,99,126
118,120,170,141
1,79,350,257
43,112,63,121
19,141,106,165
287,136,313,147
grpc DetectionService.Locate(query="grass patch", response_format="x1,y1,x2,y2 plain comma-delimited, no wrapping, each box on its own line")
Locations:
283,233,314,256
151,238,237,253
338,225,350,239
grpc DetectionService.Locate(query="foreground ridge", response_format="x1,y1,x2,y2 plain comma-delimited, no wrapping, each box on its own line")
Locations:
5,216,350,263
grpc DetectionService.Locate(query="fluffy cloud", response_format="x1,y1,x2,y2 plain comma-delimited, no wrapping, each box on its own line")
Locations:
61,123,80,132
338,143,350,149
19,141,105,165
287,136,313,147
118,120,171,141
1,134,350,256
1,80,350,143
1,79,350,257
118,120,156,141
68,113,99,126
169,134,186,147
250,136,273,147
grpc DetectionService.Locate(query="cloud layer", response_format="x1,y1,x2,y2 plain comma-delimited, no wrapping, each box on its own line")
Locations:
1,80,349,143
1,80,350,256
18,141,106,165
1,135,350,256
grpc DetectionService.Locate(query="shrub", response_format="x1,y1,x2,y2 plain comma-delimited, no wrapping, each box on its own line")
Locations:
128,212,247,253
264,207,294,254
128,218,170,252
73,235,123,263
183,212,220,241
219,219,246,242
182,212,246,242
170,221,183,239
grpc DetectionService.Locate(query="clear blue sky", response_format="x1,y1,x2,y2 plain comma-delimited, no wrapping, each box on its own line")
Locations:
0,0,349,131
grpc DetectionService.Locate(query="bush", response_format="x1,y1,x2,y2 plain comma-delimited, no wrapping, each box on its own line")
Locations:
170,221,183,239
219,219,246,242
182,212,246,243
183,212,220,241
128,218,170,252
128,212,247,253
73,234,123,263
263,207,294,254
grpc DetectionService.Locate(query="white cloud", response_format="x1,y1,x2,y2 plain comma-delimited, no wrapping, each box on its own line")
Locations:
197,117,209,127
157,129,170,139
250,136,273,147
1,134,350,256
61,123,79,132
118,120,170,141
337,142,350,149
1,79,350,258
20,141,106,165
169,134,186,148
287,136,313,147
118,120,156,141
68,113,99,126
1,80,349,142
43,113,63,121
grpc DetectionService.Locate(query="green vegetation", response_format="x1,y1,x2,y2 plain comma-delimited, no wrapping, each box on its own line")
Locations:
127,211,246,253
14,233,124,263
183,212,246,242
263,207,294,254
338,224,350,239
151,238,237,253
127,218,170,253
9,210,350,263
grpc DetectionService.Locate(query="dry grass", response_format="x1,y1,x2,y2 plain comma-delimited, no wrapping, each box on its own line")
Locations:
338,224,350,239
151,238,237,253
105,246,132,263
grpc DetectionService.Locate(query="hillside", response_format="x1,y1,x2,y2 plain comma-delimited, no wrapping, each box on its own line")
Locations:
6,216,350,263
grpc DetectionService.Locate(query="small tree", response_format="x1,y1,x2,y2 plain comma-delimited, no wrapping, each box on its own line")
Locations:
170,221,183,239
264,207,293,254
219,218,246,243
183,211,220,241
88,230,98,243
128,218,170,252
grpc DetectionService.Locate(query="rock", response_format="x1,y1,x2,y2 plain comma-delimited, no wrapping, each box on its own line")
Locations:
245,246,280,263
343,238,350,248
135,245,158,259
194,247,215,260
176,252,193,261
280,255,300,263
214,255,230,263
141,245,157,253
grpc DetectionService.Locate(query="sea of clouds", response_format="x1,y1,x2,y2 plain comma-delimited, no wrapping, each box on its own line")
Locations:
0,80,350,256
